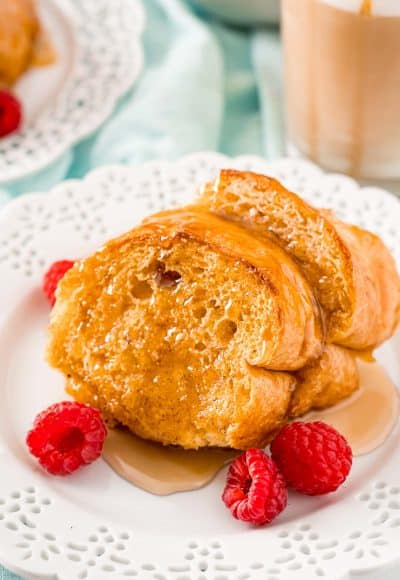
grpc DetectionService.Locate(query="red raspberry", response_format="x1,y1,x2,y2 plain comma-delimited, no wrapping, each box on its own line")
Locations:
43,260,75,306
271,421,352,495
222,449,287,526
0,90,22,138
26,402,107,476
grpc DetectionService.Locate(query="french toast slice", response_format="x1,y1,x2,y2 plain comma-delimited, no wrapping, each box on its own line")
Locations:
47,209,323,449
200,169,400,350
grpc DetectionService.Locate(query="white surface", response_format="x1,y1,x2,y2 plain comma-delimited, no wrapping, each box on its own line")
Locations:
0,0,144,185
193,0,280,25
0,153,399,580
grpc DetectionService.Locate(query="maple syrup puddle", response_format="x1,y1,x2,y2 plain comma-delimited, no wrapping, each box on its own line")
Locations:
102,362,399,495
102,429,238,496
306,361,399,456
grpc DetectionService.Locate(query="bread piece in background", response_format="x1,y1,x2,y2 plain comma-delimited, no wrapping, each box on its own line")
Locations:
0,0,39,86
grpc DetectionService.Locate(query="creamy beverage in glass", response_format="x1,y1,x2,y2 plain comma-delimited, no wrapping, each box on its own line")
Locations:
282,0,400,179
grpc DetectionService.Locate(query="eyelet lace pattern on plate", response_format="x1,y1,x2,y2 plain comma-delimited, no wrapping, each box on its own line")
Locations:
0,153,399,579
0,0,144,184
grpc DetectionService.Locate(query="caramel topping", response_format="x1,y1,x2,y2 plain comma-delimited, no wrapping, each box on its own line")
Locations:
360,0,372,16
351,349,376,363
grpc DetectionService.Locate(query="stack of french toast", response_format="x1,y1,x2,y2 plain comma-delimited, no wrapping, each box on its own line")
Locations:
47,170,400,449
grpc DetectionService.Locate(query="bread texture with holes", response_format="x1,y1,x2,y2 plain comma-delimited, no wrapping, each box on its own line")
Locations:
0,0,39,86
199,169,400,350
47,208,325,449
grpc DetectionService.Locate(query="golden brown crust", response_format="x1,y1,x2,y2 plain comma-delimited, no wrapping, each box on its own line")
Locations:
226,364,295,449
291,344,359,417
66,364,296,451
199,169,400,350
326,216,400,348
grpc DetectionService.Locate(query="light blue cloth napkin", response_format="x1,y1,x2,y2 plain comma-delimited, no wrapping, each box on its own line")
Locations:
0,1,283,578
0,571,20,580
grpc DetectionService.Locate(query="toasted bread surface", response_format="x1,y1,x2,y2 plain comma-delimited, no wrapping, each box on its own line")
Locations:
291,344,359,417
200,169,400,349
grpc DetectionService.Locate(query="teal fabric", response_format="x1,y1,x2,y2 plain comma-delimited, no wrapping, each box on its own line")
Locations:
0,1,282,577
0,569,20,580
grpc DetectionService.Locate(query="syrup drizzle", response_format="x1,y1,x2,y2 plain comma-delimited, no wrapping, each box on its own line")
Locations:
103,429,237,496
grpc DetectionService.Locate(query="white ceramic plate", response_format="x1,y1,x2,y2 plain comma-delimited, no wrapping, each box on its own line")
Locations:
0,153,399,580
0,0,144,185
193,0,280,25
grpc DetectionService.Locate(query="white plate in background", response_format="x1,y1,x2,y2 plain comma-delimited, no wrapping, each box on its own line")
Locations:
0,0,144,185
